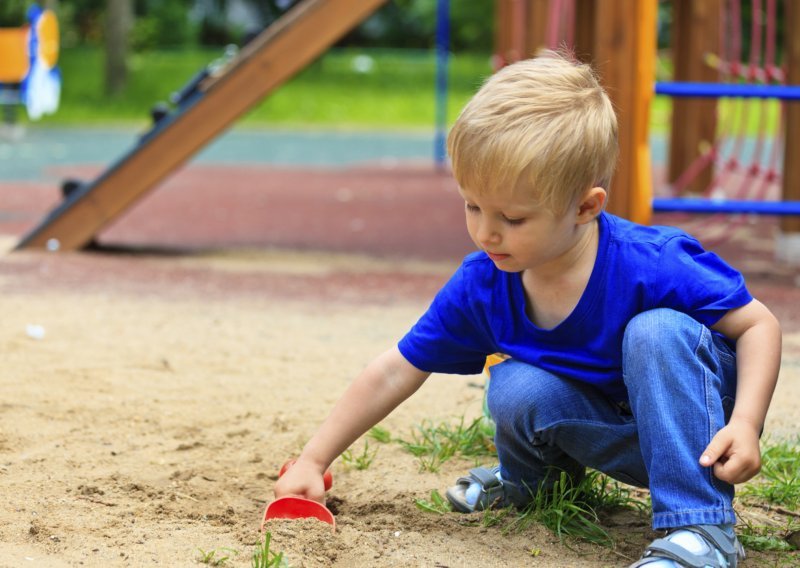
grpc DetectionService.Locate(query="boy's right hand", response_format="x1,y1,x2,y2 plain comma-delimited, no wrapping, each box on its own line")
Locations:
273,459,328,504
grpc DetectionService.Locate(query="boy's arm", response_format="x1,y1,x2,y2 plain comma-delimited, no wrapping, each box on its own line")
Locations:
274,345,430,503
703,298,782,484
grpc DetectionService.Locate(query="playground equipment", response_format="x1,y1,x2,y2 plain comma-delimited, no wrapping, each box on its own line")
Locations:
495,0,800,258
0,4,61,122
651,0,800,261
17,0,799,255
15,0,388,252
495,0,656,225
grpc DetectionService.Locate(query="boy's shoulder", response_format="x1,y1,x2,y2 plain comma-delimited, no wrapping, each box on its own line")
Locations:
450,251,505,294
604,213,694,249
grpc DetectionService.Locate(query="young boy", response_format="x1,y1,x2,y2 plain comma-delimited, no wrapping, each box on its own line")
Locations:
274,50,781,567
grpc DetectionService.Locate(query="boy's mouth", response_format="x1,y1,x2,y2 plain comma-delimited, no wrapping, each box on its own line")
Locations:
486,252,510,262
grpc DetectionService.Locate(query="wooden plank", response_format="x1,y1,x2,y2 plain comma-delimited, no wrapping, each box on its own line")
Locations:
16,0,387,251
525,0,551,57
782,0,800,233
510,0,527,62
495,0,512,66
574,0,656,224
668,0,720,195
572,0,597,63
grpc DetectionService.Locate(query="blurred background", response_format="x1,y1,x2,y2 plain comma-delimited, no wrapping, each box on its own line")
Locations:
0,0,500,130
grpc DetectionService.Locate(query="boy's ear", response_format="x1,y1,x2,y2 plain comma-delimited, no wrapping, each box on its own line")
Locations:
575,187,606,223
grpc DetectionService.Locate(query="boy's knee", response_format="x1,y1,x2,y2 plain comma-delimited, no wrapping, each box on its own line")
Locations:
623,308,697,352
486,360,569,432
486,361,539,427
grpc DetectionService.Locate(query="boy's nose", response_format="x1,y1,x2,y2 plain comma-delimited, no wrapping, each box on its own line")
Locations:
477,222,501,246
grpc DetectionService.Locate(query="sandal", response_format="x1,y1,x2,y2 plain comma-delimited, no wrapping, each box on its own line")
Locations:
445,466,531,513
630,524,745,567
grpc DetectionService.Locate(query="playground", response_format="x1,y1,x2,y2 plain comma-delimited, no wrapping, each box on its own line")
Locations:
1,0,799,566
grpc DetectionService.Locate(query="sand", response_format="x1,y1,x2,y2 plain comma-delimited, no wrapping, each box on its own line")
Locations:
0,240,797,568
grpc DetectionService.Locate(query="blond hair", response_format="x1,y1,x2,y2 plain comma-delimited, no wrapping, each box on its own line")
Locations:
447,50,618,215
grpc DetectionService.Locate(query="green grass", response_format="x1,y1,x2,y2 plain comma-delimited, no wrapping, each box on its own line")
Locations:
251,532,289,568
397,416,496,472
367,425,392,444
475,470,645,548
40,46,492,129
406,414,800,559
414,489,453,515
197,546,238,566
341,439,378,470
507,471,621,547
35,46,781,137
738,518,799,553
741,437,800,510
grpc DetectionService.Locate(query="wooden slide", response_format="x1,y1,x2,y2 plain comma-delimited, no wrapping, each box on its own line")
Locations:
15,0,387,251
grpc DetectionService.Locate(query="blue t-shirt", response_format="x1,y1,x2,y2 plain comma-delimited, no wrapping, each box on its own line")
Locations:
397,212,752,401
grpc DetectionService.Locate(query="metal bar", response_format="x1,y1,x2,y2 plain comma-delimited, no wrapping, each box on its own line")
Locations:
655,81,800,100
653,198,800,215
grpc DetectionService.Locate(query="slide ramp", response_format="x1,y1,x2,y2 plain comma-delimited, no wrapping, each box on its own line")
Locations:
16,0,387,251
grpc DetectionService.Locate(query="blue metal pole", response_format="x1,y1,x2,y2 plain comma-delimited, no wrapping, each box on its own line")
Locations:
655,81,800,100
434,0,450,169
653,198,800,215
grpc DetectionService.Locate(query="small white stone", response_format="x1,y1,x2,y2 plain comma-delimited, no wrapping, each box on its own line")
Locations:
25,324,45,340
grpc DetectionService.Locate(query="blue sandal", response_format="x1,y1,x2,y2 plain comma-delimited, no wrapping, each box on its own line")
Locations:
630,524,745,567
445,466,531,513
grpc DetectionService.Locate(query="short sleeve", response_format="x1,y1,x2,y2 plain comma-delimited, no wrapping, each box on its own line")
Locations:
653,235,753,326
397,262,496,375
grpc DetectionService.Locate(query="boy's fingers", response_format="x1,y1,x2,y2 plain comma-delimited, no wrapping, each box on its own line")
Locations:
699,445,720,466
713,461,733,482
699,436,731,467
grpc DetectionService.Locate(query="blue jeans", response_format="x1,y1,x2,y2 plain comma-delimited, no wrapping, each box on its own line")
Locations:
486,309,738,529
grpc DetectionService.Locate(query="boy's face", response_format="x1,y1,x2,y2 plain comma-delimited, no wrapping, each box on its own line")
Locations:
459,184,584,274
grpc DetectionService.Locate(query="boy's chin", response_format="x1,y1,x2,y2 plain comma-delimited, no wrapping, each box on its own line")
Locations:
492,261,524,273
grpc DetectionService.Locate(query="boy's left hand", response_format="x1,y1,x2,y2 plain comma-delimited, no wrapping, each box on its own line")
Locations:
699,420,762,484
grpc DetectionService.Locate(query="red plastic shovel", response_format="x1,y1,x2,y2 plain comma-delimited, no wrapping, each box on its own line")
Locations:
261,460,336,531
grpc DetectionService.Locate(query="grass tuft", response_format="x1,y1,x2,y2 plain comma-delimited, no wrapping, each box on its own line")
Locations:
398,416,495,472
368,425,392,444
251,532,289,568
741,437,800,511
738,518,799,552
507,471,621,547
197,546,238,566
414,489,453,515
342,439,378,470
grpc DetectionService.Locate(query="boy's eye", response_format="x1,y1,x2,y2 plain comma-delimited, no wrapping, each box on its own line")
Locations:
503,216,525,226
465,203,480,213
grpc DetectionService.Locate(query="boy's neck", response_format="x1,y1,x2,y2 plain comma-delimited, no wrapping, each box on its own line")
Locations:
526,218,598,284
520,218,599,329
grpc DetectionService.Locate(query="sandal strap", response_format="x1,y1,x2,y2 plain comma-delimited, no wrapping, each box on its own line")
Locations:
467,467,505,507
631,525,744,568
638,538,718,568
682,525,743,565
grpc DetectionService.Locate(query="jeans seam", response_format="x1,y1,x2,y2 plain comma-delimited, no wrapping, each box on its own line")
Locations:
694,324,727,505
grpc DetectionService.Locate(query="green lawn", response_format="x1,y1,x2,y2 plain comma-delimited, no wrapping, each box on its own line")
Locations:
40,46,493,129
34,46,779,136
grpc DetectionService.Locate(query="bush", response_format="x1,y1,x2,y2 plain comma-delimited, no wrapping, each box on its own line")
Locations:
0,0,27,26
